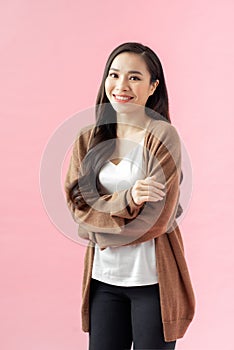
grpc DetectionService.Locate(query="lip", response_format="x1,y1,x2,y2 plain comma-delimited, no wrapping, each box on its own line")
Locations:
113,94,134,103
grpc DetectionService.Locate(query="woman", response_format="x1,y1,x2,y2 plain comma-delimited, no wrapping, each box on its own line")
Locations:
64,42,195,350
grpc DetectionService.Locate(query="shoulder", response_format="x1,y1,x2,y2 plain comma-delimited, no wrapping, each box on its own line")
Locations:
74,123,96,145
75,123,96,140
72,123,96,156
148,118,181,146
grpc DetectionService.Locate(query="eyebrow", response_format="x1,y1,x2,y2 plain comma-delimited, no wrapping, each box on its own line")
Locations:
109,67,143,76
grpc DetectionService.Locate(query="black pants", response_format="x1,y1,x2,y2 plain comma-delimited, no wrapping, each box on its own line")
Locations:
89,278,176,350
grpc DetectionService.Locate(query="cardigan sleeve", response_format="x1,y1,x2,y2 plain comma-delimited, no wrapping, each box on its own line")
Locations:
64,128,145,236
92,123,182,250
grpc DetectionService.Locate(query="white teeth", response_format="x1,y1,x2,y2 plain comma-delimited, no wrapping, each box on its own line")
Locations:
114,95,132,101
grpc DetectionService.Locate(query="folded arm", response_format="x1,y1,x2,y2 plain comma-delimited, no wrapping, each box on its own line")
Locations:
64,127,145,236
91,124,182,249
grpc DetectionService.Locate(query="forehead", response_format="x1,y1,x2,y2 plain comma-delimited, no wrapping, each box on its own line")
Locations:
110,52,149,73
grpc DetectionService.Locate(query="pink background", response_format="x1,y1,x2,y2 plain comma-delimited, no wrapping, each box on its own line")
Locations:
1,1,234,349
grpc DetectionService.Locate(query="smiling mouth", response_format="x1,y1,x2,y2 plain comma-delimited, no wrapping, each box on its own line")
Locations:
113,94,134,102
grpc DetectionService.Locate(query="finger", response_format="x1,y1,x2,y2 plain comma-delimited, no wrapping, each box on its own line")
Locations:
144,177,165,189
138,186,166,197
136,189,165,200
139,194,165,202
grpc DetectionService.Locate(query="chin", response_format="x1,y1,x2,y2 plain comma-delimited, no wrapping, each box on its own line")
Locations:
110,101,143,114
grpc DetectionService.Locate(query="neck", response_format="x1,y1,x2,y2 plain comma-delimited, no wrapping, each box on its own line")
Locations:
115,110,151,138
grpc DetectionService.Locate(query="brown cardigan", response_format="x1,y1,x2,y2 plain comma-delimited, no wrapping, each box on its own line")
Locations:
64,118,195,342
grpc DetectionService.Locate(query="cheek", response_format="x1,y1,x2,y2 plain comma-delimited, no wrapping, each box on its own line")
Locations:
140,85,151,99
105,79,112,94
135,86,147,99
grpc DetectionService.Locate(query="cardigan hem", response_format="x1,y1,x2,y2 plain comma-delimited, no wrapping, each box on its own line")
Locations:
163,318,194,342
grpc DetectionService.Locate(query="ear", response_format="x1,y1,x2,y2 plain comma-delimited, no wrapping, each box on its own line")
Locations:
149,79,159,96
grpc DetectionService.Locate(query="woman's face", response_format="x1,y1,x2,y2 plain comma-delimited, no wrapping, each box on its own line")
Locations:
105,52,158,113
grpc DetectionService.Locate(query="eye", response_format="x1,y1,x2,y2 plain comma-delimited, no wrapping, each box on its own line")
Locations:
129,76,141,81
109,73,118,78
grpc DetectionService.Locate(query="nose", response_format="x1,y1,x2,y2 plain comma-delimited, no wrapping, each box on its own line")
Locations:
115,76,130,91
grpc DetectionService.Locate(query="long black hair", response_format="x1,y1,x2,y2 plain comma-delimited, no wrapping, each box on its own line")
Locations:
68,42,180,210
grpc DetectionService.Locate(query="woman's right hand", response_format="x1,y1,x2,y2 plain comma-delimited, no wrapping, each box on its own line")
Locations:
131,175,166,206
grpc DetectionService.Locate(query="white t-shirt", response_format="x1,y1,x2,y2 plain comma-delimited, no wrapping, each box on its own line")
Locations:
91,134,158,286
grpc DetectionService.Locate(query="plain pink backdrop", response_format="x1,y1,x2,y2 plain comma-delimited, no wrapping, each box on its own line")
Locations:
1,1,234,349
